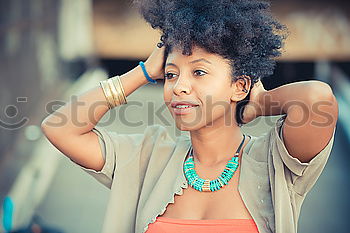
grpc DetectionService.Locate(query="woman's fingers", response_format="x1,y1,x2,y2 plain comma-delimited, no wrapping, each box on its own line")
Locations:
144,41,166,79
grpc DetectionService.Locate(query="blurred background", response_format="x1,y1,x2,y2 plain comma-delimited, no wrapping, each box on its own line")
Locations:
0,0,349,232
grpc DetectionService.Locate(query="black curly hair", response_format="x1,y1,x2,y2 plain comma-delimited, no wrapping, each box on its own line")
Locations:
133,0,289,126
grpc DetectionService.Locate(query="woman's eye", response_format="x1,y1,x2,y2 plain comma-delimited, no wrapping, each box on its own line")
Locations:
164,72,177,80
194,70,207,76
164,70,206,79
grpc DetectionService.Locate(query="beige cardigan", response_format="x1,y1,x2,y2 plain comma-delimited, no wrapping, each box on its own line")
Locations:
72,114,335,233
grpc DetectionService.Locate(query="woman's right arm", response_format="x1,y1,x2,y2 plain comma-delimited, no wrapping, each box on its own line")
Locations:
41,44,166,172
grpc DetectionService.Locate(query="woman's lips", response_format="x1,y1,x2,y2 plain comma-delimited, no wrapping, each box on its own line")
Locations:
173,105,199,115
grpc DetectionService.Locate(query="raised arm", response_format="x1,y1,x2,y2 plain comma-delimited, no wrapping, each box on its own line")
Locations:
245,80,338,163
41,44,166,172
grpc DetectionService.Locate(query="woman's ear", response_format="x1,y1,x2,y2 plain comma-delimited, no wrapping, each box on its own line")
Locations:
230,75,252,102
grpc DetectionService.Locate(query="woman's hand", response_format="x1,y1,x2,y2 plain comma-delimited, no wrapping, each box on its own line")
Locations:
241,79,268,124
144,42,166,80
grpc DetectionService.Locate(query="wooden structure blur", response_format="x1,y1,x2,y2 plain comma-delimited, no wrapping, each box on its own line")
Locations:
93,0,350,61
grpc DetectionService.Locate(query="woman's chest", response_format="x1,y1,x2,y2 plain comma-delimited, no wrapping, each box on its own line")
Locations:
158,171,253,220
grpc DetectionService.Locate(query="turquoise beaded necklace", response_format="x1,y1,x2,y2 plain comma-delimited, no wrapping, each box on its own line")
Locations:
183,134,248,192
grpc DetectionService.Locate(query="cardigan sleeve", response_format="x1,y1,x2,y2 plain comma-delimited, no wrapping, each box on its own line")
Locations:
70,124,173,189
270,114,336,196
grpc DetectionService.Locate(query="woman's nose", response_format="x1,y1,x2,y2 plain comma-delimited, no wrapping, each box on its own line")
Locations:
173,76,191,95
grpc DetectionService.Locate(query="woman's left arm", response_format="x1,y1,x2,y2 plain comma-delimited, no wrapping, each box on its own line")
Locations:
244,80,338,163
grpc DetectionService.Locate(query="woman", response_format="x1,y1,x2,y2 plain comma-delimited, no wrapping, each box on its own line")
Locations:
41,0,338,232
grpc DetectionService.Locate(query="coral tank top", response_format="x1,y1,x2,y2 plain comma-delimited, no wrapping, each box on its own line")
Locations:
145,216,260,233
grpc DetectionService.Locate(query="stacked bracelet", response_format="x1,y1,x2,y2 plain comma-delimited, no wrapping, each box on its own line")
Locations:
139,61,157,84
99,75,127,109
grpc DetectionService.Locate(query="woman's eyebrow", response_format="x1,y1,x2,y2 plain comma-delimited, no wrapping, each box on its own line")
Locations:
189,58,212,64
165,62,178,68
165,58,212,68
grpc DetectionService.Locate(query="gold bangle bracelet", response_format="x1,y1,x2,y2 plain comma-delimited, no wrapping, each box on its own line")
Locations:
110,76,123,106
107,78,120,107
111,75,127,105
99,76,127,109
116,75,127,104
99,80,113,109
104,79,116,108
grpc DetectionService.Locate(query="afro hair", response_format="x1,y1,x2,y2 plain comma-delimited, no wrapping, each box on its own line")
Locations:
133,0,289,126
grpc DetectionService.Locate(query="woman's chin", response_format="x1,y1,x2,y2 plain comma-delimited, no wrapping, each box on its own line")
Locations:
174,119,203,131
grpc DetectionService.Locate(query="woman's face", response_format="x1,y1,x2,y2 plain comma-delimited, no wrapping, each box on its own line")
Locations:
163,45,238,131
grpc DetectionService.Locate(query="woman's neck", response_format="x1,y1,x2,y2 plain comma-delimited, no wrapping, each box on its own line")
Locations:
189,122,247,167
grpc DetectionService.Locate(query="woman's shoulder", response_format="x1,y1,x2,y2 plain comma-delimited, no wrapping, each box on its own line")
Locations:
245,114,335,196
243,115,288,163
